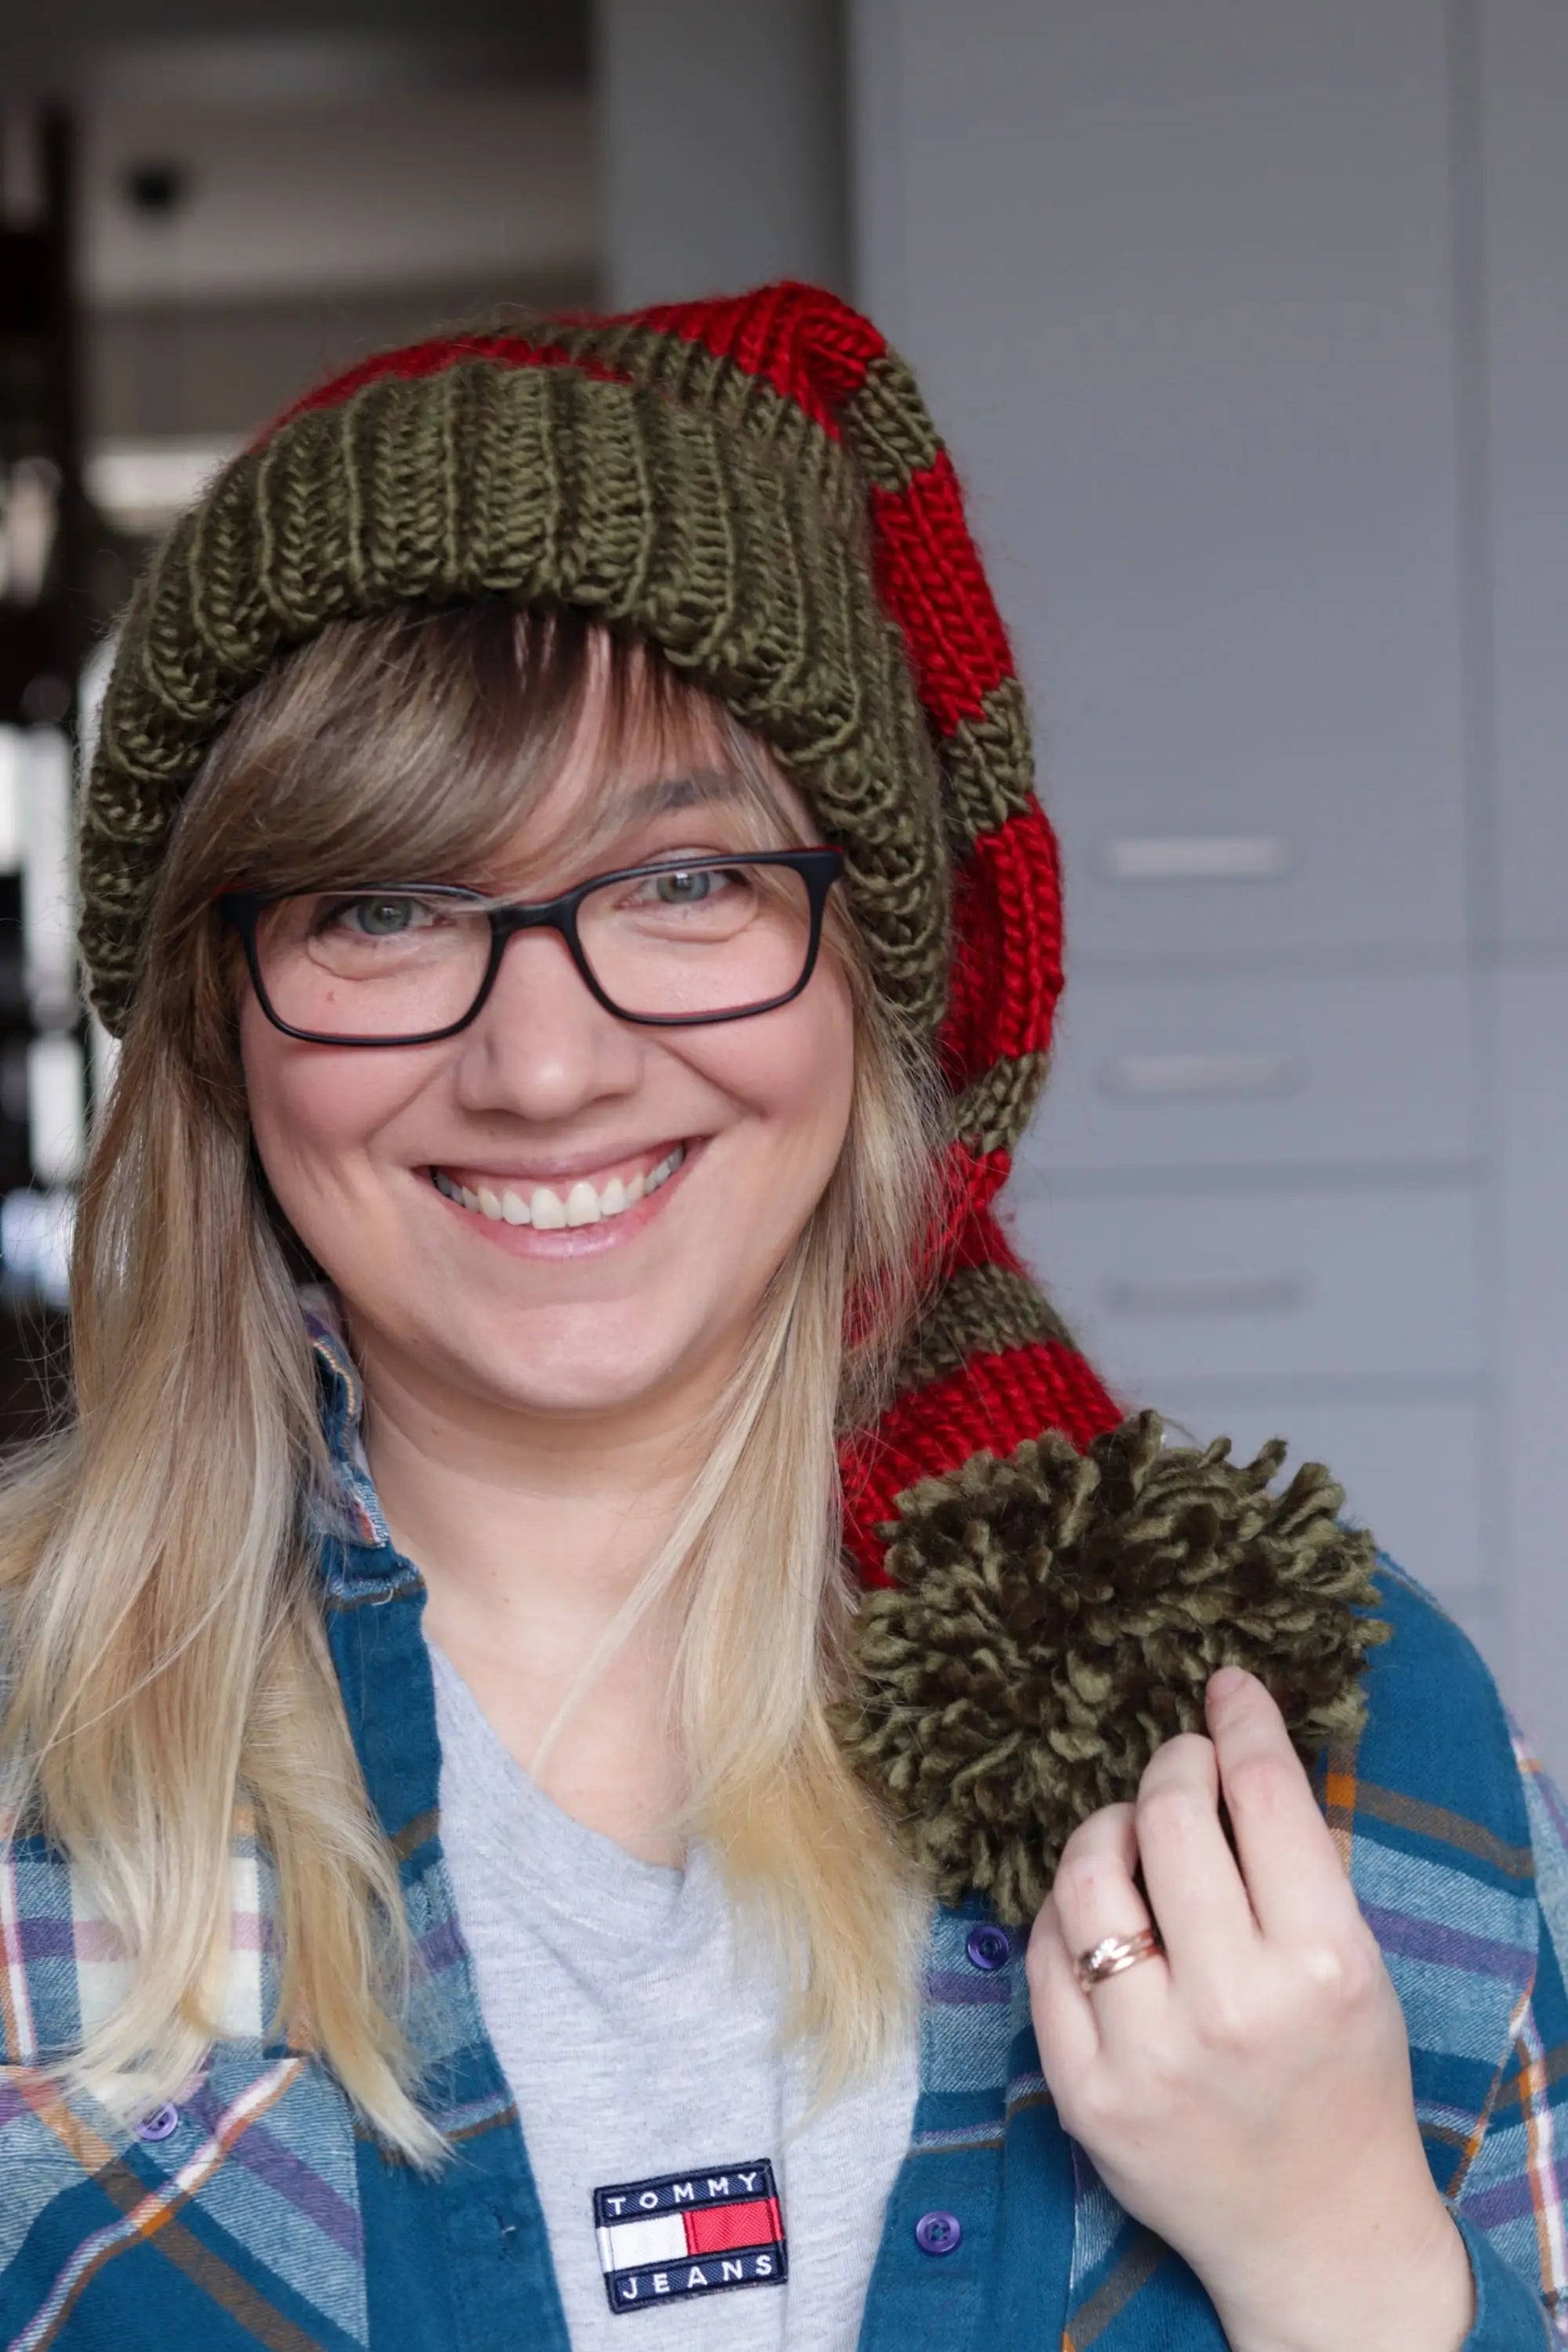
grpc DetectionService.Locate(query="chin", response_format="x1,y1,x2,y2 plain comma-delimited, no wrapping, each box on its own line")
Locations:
452,1329,708,1421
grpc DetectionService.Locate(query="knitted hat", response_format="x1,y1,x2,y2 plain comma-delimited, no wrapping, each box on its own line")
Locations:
81,283,1379,1918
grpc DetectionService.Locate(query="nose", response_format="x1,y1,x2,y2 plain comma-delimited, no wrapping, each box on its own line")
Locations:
449,923,642,1121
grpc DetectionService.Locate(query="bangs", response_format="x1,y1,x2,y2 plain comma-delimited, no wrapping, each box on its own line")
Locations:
169,602,815,913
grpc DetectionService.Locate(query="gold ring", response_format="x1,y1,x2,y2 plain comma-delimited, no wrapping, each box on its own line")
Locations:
1076,1927,1164,1990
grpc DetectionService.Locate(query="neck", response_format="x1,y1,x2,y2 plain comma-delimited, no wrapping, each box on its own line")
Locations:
351,1327,724,1863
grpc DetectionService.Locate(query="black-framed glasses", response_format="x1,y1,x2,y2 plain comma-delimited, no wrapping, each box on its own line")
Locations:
218,848,844,1046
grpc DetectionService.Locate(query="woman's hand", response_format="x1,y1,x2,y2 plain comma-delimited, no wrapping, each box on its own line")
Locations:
1026,1667,1475,2352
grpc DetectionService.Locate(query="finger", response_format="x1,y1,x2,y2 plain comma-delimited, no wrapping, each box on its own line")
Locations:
1205,1668,1364,1944
1134,1730,1263,1982
1047,1802,1170,2031
1026,1894,1102,2083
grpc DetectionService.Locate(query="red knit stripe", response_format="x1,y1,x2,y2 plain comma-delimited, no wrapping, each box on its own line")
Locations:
908,1158,1011,1297
940,802,1064,1086
966,804,1064,1064
869,451,1015,735
841,1342,1124,1584
625,282,883,434
946,1195,1026,1275
258,334,637,446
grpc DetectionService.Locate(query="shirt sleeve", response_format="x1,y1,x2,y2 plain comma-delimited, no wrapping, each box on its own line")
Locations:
1452,1733,1568,2346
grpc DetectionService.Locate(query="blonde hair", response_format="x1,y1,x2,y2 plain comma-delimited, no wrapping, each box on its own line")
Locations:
0,603,943,2162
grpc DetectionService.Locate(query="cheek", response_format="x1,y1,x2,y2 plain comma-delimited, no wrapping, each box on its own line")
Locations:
239,994,413,1225
696,971,857,1191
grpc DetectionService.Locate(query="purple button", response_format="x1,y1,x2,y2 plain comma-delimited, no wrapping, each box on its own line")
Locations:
965,1923,1011,1972
135,2102,180,2142
914,2209,961,2257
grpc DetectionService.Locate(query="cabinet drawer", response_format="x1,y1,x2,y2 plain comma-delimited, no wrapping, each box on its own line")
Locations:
869,0,1471,962
1005,1183,1480,1386
1149,1395,1487,1604
1027,971,1474,1173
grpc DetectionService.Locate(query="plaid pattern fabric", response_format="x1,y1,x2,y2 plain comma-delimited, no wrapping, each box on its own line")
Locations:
2,1329,1566,2347
1040,1563,1568,2352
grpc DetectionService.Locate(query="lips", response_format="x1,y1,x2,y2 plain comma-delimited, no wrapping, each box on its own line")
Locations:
430,1143,687,1230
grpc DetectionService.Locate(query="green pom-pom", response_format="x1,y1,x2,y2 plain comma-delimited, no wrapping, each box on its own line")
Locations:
836,1410,1387,1924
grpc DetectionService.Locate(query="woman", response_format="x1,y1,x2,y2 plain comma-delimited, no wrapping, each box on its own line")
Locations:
2,283,1562,2350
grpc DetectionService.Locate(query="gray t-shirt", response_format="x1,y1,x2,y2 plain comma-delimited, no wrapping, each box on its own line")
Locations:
429,1643,923,2348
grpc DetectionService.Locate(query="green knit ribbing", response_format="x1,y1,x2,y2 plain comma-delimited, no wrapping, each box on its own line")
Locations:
897,1263,1072,1389
82,359,951,1038
948,1052,1049,1155
536,318,865,533
841,350,944,494
943,681,1039,844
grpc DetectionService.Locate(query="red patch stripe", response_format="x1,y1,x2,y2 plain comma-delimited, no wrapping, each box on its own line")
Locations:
869,452,1015,734
684,2197,783,2257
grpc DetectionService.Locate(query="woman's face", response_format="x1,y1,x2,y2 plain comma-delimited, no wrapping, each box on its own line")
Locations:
239,679,857,1435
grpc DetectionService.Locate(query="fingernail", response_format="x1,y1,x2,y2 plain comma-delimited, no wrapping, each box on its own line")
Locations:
1207,1666,1249,1704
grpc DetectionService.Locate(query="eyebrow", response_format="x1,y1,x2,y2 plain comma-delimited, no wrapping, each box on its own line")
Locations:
619,770,749,819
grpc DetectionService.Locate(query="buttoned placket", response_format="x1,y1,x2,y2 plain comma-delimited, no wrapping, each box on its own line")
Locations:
306,1316,1077,2351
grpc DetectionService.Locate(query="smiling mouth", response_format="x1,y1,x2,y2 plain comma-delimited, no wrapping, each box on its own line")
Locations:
429,1143,687,1230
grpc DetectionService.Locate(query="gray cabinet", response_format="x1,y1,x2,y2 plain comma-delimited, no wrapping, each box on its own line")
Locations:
1149,1396,1488,1620
1028,972,1476,1175
853,0,1470,966
1483,1,1568,952
850,0,1568,1773
1008,1183,1481,1390
1495,969,1568,1770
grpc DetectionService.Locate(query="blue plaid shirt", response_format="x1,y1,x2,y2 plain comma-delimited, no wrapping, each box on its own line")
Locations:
2,1313,1566,2349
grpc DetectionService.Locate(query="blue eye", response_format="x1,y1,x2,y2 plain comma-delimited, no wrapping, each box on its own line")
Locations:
329,895,434,937
651,869,717,904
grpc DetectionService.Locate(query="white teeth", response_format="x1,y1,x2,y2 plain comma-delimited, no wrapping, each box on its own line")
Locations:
436,1142,686,1228
565,1180,601,1227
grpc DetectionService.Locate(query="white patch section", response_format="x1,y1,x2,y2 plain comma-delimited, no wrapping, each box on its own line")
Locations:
597,2211,688,2272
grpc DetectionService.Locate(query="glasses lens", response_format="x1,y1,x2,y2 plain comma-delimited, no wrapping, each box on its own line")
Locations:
253,891,491,1039
579,860,814,1018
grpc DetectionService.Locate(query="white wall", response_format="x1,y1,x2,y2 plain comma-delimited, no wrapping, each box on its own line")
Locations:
851,0,1568,1773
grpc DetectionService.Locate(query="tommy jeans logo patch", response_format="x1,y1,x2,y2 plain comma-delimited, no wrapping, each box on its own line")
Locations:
593,2159,787,2313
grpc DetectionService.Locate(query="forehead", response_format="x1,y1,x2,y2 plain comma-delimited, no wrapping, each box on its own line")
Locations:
484,686,819,888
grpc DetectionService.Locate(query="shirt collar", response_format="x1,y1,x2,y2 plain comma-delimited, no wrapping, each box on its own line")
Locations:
301,1283,394,1556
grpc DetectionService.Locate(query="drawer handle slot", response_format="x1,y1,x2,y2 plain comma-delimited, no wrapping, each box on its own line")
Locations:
1101,1275,1309,1317
1100,835,1294,883
1101,1052,1305,1100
